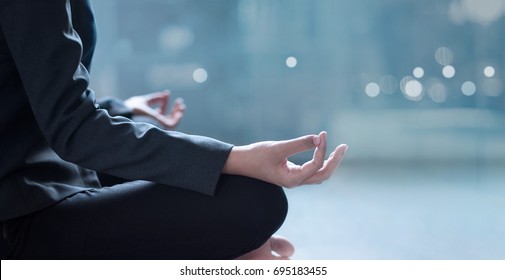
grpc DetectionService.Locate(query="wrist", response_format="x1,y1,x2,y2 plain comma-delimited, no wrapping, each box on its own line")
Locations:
222,145,249,176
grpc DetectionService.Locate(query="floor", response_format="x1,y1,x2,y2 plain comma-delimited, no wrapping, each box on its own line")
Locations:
276,161,505,260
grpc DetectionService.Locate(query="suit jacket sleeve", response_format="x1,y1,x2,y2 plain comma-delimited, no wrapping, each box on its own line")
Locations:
0,0,233,195
96,97,134,118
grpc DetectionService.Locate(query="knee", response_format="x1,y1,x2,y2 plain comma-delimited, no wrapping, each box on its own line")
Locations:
209,175,289,258
218,175,288,233
251,179,288,229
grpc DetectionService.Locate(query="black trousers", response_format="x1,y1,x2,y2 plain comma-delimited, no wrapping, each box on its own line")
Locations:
1,175,288,259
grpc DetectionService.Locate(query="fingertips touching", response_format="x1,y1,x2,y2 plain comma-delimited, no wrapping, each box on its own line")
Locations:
312,131,327,146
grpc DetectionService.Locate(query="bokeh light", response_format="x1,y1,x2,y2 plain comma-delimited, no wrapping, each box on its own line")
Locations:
193,68,208,83
448,0,505,26
481,78,503,96
365,82,380,98
435,47,454,66
442,65,456,78
159,25,194,52
484,66,496,77
379,75,398,94
286,56,298,68
461,81,477,96
400,76,414,93
401,76,423,101
405,80,423,99
427,82,447,103
413,67,425,79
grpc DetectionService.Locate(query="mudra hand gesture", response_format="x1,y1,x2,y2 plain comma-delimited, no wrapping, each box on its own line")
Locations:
224,131,348,188
125,90,185,130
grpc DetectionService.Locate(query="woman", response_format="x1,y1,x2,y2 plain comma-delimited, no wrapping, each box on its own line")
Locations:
0,0,347,259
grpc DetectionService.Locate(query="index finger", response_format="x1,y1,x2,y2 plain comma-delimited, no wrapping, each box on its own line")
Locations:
295,131,328,182
276,132,323,157
146,91,170,114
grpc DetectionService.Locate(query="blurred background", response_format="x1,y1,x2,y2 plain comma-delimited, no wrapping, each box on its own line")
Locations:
89,0,505,259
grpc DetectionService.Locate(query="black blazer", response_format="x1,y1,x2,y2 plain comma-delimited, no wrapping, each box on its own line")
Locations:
0,0,233,221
